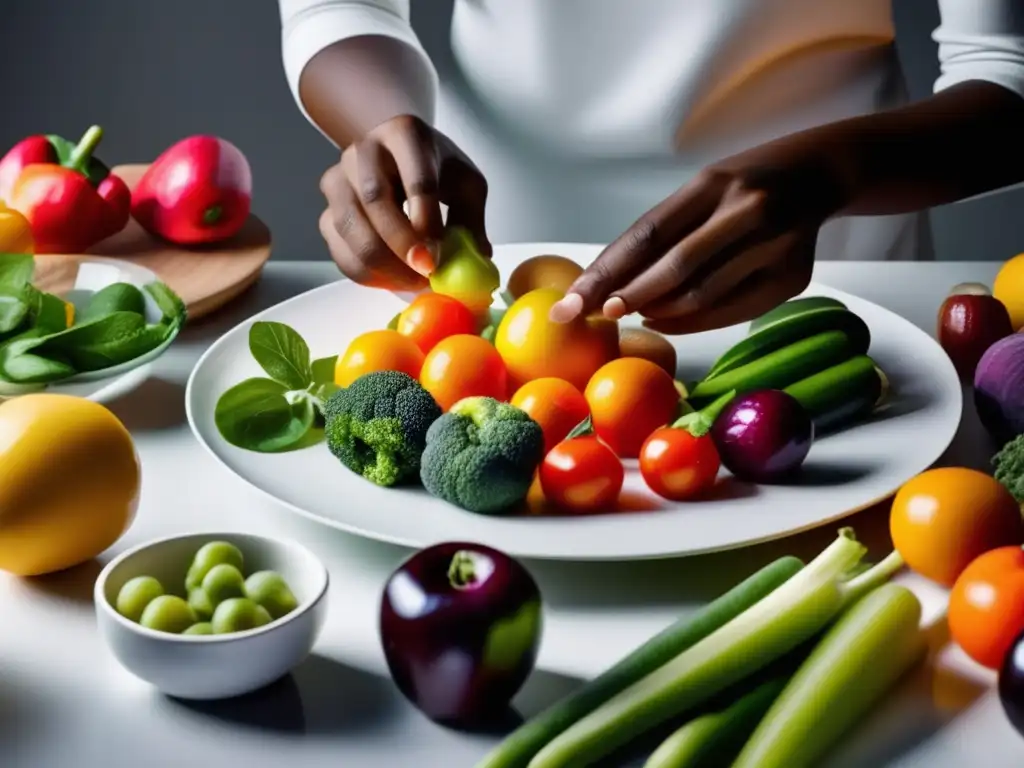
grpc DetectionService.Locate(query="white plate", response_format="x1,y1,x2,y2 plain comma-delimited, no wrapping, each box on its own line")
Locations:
0,256,179,405
186,243,962,561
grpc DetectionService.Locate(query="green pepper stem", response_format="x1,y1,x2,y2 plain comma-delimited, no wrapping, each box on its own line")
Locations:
565,415,595,440
67,125,104,172
448,550,478,589
203,205,223,225
671,389,736,438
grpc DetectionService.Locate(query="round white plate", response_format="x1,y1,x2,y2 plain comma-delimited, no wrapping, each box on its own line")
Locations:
186,243,962,561
0,256,179,405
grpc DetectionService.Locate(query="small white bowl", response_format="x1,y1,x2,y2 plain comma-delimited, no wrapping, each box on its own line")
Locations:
94,532,329,700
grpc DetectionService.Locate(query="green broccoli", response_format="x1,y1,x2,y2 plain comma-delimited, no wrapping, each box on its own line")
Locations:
420,396,545,515
993,433,1024,505
323,370,442,487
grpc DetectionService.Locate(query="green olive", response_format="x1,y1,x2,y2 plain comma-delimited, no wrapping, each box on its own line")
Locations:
139,595,197,634
115,576,164,623
188,587,215,621
201,564,246,607
184,541,244,591
244,570,299,620
211,597,273,634
182,622,213,636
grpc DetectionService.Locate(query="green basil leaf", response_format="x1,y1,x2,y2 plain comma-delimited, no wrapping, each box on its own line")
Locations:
248,321,312,390
311,355,337,387
81,282,146,322
13,311,150,372
22,285,71,333
0,295,29,333
144,281,188,327
0,328,76,383
0,254,34,295
215,377,314,452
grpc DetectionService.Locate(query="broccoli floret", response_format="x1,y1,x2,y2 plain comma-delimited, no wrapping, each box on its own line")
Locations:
420,396,545,515
324,370,442,487
993,433,1024,505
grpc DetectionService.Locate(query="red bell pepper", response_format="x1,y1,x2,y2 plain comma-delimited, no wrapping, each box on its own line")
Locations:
0,125,130,253
131,135,252,246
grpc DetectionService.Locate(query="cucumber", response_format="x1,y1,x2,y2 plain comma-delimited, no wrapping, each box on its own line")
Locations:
475,556,804,768
783,355,884,433
689,330,855,405
644,675,788,768
705,303,869,380
748,296,848,334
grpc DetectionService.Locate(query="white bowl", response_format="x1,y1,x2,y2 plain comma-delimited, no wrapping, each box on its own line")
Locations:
94,532,329,700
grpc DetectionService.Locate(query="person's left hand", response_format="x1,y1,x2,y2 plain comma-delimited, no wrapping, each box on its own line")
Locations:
548,147,846,334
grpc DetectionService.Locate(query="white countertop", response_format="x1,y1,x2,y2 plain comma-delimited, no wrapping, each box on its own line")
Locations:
3,260,1023,768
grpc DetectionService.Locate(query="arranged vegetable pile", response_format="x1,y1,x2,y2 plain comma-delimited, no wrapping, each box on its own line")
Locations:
216,227,892,516
115,540,299,636
0,125,253,253
0,253,186,389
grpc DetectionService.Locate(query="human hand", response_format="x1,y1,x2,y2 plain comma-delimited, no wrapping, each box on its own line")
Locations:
318,114,490,291
549,150,846,334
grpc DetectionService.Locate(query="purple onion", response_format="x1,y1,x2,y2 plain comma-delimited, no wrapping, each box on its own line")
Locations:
711,389,814,483
379,542,542,728
974,332,1024,445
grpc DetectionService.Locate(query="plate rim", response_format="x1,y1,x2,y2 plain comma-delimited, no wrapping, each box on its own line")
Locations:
185,245,963,561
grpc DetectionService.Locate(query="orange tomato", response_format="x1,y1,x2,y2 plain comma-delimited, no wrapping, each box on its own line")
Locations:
510,377,590,454
420,334,508,411
889,467,1022,587
949,546,1024,669
335,329,425,388
396,292,478,353
506,255,584,301
494,288,618,392
584,357,680,458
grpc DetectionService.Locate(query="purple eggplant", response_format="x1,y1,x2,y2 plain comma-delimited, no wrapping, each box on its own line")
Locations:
710,389,814,483
379,541,543,727
999,629,1024,737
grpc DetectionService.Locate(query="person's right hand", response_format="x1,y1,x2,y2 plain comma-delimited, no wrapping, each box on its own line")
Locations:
318,114,490,291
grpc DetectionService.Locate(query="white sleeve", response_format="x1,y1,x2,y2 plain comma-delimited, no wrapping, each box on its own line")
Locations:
279,0,439,125
934,0,1024,99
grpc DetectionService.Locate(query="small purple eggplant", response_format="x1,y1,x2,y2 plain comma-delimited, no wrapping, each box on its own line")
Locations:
711,389,814,483
1000,629,1024,738
379,542,543,727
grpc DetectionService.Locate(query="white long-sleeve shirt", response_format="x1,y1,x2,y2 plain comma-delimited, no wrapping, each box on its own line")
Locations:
278,1,1024,260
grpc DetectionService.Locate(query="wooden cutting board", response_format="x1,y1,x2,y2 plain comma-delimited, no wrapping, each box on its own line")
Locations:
80,164,272,321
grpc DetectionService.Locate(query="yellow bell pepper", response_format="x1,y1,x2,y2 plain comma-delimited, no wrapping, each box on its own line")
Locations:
0,203,33,253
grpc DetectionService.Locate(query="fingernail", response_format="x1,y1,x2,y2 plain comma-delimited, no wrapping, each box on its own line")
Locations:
549,292,584,323
602,296,627,320
406,244,435,277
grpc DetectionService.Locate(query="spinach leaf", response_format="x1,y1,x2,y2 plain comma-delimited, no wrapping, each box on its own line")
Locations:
144,281,188,328
0,254,34,294
249,321,312,390
80,282,146,322
22,285,72,333
9,311,149,372
215,377,315,452
0,295,29,334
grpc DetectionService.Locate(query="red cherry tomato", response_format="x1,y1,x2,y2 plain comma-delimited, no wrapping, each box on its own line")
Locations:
949,546,1024,669
396,293,477,353
539,435,624,514
639,427,721,501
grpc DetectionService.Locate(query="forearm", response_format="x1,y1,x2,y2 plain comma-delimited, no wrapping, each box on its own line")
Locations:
299,35,435,147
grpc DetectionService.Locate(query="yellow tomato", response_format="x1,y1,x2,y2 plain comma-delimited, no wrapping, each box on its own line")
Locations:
506,255,584,301
0,394,140,576
494,288,619,392
994,253,1024,331
335,329,425,388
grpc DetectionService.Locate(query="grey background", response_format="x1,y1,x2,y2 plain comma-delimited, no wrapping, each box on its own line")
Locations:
0,0,1019,262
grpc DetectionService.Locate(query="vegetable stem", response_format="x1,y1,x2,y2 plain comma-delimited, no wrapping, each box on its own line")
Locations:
68,125,103,172
527,529,878,768
838,548,905,606
448,550,479,589
671,389,736,437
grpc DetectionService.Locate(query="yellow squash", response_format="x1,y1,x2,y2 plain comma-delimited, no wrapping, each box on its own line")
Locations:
0,394,140,576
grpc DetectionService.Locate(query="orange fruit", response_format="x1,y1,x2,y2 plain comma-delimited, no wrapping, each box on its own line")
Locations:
507,255,584,301
335,329,425,388
889,466,1023,587
994,253,1024,331
494,288,619,392
584,357,680,458
420,334,508,411
510,377,590,453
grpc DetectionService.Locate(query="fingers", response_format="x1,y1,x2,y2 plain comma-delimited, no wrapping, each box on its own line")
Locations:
607,190,767,317
549,179,719,323
439,149,492,256
386,117,445,244
640,231,802,320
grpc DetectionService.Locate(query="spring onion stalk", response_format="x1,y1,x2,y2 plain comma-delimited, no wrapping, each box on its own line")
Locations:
732,582,925,768
526,528,904,768
644,675,790,768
